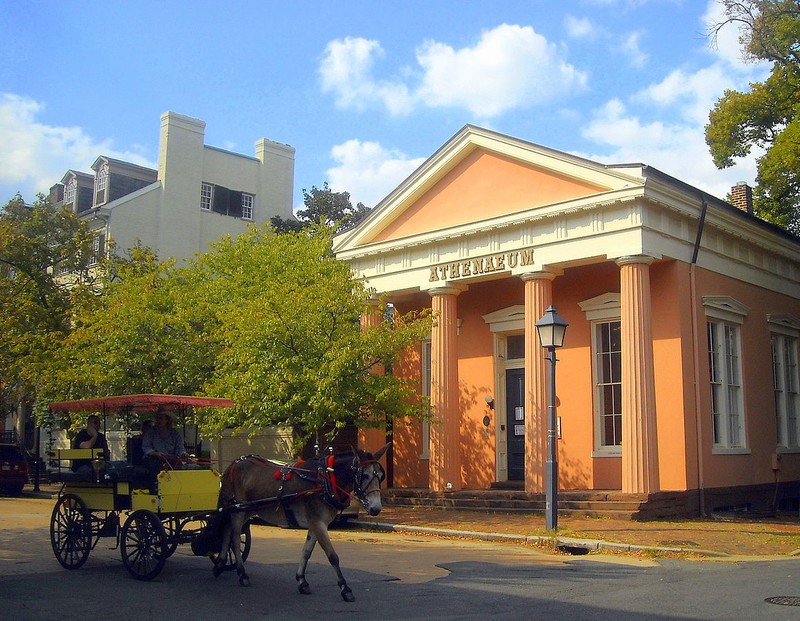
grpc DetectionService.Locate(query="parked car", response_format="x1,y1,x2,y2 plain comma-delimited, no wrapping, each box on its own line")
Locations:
0,444,29,495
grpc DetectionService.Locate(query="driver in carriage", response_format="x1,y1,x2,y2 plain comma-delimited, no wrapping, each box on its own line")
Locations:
141,407,189,478
71,414,108,478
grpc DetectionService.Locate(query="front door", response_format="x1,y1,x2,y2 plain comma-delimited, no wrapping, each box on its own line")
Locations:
506,368,525,481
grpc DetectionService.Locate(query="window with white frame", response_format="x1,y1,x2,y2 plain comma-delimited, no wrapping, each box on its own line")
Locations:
241,193,254,220
420,340,431,459
596,321,622,448
200,183,213,211
770,315,800,449
579,293,622,453
704,296,749,450
88,233,106,266
64,179,76,206
94,163,108,205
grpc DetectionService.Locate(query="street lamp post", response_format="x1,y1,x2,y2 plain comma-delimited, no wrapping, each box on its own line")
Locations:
535,305,569,531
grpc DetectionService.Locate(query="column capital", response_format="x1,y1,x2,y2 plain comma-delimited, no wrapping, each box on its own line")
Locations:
427,284,466,297
615,254,656,267
519,270,558,282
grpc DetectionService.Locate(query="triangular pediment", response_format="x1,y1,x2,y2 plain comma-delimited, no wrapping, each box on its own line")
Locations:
334,125,644,253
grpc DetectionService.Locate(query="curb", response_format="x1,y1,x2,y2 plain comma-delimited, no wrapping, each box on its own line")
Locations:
350,520,729,558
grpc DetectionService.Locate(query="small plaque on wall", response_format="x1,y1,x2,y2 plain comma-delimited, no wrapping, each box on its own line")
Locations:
515,407,524,421
514,424,525,436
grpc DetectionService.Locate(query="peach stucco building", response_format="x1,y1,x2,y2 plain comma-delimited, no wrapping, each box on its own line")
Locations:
334,125,800,516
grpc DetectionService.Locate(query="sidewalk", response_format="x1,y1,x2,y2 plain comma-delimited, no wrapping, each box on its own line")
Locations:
352,505,800,559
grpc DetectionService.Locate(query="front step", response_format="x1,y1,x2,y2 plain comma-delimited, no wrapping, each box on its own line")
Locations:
384,488,650,520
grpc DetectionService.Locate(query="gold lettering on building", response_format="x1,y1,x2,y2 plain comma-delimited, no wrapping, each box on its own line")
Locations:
428,249,535,282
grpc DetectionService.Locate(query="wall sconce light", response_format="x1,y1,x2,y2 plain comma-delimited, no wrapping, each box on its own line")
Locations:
485,395,494,410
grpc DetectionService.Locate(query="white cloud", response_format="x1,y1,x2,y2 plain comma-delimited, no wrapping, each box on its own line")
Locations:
618,31,649,68
580,97,757,200
318,25,587,119
0,93,154,201
564,15,597,39
326,139,426,208
416,24,587,118
575,1,772,202
318,37,413,115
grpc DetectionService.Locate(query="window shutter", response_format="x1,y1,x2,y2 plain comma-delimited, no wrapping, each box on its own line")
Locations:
212,185,229,214
229,191,243,217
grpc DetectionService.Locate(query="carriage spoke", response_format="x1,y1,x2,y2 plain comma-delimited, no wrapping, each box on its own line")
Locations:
121,510,167,581
50,494,92,570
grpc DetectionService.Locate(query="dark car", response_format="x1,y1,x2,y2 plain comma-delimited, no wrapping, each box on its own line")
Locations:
0,444,29,495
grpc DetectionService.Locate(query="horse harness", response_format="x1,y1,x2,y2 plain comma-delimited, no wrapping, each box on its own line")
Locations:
222,453,385,519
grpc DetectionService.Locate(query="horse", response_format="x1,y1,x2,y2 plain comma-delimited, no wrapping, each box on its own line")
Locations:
213,443,390,601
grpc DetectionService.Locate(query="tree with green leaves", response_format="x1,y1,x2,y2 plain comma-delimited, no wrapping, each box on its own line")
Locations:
705,0,800,232
271,182,371,234
45,223,432,450
0,193,97,420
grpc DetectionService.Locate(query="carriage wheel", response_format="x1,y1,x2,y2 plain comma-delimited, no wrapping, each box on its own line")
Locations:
50,493,92,570
121,510,167,581
209,521,251,569
161,516,181,558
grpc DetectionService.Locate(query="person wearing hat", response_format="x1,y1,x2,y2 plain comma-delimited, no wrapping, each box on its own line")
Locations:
142,407,188,478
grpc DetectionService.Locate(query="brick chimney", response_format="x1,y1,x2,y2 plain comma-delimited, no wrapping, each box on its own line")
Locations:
730,182,753,214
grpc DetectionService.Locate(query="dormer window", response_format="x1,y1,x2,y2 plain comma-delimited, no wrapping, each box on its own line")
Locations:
64,179,76,206
95,163,108,206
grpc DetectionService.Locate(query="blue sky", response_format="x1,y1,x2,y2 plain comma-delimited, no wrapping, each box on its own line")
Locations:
0,0,768,212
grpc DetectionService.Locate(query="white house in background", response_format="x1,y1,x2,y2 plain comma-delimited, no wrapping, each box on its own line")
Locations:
49,111,296,262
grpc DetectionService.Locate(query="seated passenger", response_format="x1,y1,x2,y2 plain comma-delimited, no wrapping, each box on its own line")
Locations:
142,408,188,477
71,414,108,477
127,419,153,466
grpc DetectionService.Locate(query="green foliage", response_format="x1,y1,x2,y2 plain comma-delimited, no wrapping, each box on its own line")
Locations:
705,1,800,232
44,223,432,448
271,182,371,234
0,194,97,411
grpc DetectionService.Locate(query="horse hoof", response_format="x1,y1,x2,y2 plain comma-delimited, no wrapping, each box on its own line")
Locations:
212,565,223,578
341,589,355,603
239,575,250,587
298,583,311,595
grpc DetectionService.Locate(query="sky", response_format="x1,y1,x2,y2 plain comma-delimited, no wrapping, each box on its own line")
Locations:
0,0,769,213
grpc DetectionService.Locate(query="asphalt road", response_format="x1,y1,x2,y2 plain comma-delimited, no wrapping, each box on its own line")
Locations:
3,495,800,620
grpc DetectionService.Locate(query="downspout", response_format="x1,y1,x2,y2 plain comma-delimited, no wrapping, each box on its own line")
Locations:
690,195,708,516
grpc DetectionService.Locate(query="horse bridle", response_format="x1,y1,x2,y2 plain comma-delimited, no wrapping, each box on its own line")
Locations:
352,458,385,509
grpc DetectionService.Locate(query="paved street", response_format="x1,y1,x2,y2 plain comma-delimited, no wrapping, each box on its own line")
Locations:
3,495,800,619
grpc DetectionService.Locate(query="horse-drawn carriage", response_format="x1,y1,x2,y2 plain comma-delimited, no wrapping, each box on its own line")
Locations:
48,394,250,580
47,394,389,601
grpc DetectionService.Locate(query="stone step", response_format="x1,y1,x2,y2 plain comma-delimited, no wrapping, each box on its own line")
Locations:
384,488,646,519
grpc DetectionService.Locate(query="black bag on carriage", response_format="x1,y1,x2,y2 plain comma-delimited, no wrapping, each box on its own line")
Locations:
191,514,225,556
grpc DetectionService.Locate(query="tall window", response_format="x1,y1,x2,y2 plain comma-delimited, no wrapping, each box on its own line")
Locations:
595,321,622,448
94,163,108,205
704,296,748,450
708,321,745,448
88,233,106,267
200,183,213,211
241,193,254,220
773,333,799,448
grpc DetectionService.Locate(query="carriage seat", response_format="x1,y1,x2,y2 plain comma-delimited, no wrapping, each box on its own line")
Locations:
49,469,95,483
48,448,105,484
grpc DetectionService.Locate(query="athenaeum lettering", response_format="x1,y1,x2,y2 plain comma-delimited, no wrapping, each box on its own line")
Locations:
428,249,534,282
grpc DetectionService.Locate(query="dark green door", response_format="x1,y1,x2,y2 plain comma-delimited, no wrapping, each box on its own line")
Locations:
506,368,525,481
